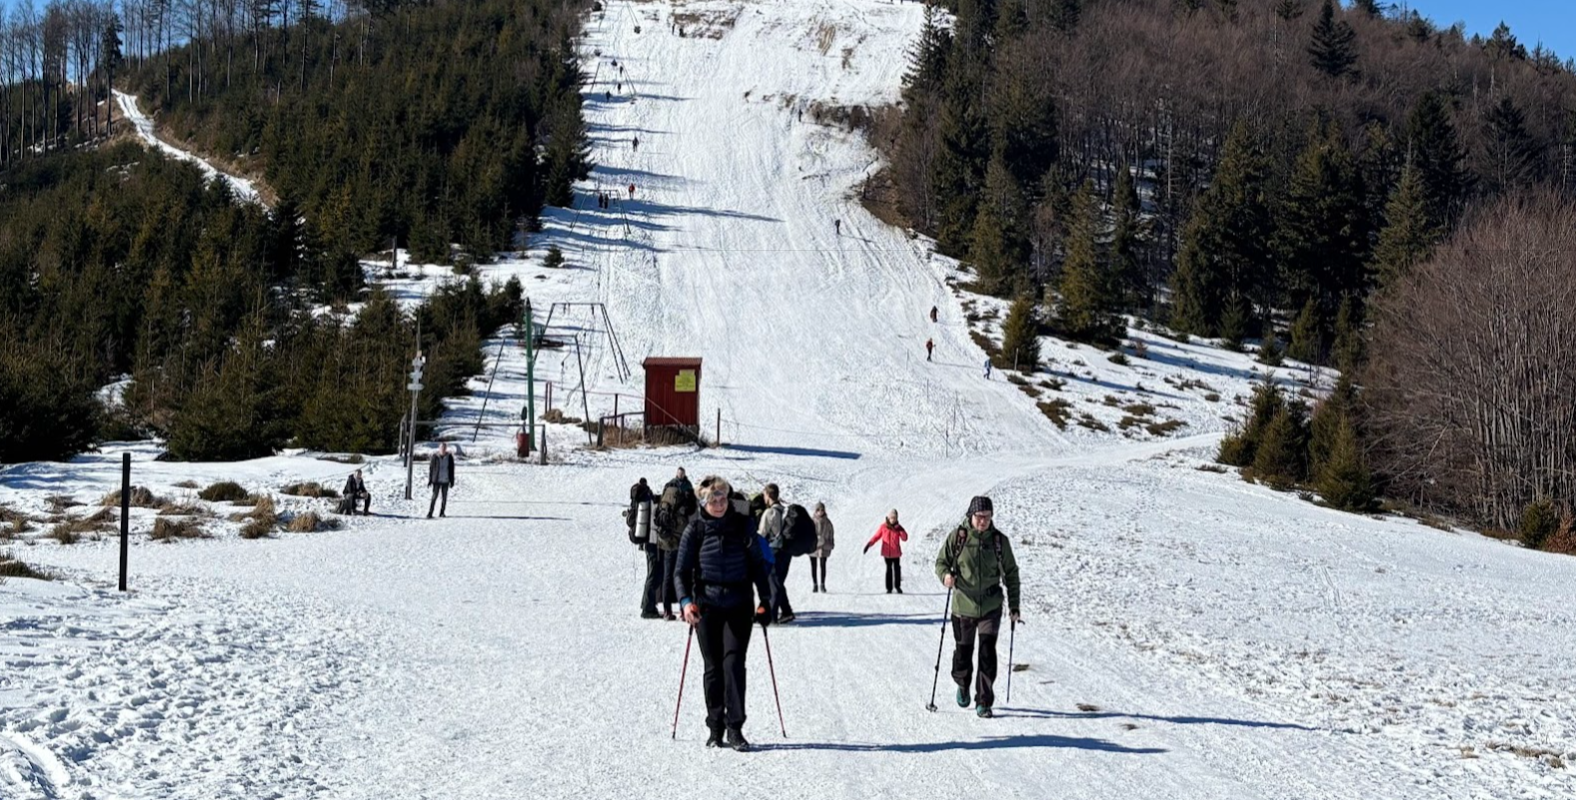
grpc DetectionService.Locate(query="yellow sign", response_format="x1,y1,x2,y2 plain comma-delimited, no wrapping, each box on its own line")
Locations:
675,370,697,392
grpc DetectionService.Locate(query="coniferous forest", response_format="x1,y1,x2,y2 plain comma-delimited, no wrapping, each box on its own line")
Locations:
0,0,586,462
877,0,1576,542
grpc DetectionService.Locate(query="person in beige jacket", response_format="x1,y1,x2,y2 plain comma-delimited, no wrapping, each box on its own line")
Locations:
809,502,834,593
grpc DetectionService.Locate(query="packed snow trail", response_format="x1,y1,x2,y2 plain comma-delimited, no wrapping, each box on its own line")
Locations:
113,91,265,206
5,2,1574,798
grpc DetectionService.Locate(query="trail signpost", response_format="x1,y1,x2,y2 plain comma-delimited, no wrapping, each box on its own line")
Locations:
404,352,425,500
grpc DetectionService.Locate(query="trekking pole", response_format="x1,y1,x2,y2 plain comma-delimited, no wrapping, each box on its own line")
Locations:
761,622,788,737
671,624,694,740
925,586,953,711
1005,616,1017,704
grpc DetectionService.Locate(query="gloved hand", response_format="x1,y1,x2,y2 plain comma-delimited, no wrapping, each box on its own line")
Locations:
754,605,772,626
863,543,871,554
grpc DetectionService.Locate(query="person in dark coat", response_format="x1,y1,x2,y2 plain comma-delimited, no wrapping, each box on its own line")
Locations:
628,477,663,619
426,442,456,518
341,469,371,515
653,468,697,620
756,483,796,624
675,475,774,751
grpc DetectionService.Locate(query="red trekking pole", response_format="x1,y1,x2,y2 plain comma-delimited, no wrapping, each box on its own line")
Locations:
671,625,694,739
760,622,788,737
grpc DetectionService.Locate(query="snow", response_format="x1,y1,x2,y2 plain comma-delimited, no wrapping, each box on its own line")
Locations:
3,2,1572,797
113,90,265,206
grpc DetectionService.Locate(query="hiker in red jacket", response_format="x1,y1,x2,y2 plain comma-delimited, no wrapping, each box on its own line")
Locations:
863,509,909,593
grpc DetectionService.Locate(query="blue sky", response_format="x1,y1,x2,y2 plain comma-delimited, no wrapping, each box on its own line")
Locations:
1404,1,1575,61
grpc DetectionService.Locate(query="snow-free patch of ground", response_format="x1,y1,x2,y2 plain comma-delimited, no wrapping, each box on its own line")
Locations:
3,3,1571,798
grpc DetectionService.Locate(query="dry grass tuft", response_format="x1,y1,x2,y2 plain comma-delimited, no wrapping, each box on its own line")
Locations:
100,486,162,508
281,482,339,499
151,517,208,541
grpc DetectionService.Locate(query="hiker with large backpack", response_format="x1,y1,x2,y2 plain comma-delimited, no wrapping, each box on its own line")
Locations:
626,477,662,618
864,509,909,593
935,496,1021,718
757,484,819,623
673,475,775,751
653,468,698,620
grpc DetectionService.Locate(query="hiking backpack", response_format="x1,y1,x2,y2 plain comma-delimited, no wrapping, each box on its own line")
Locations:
780,503,818,558
654,485,690,548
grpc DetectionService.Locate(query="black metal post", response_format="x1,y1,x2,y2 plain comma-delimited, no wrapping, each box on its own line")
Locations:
119,453,130,592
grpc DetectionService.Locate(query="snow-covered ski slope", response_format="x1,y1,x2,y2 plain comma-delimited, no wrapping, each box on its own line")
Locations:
3,2,1574,798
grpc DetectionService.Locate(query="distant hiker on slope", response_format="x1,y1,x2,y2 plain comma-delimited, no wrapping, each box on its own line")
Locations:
633,135,640,152
628,477,664,619
864,509,909,593
926,338,934,361
675,476,775,751
628,182,636,200
936,496,1021,718
834,218,841,236
930,305,938,323
983,358,992,380
809,502,834,593
654,468,698,620
426,443,456,518
340,469,371,515
757,484,797,624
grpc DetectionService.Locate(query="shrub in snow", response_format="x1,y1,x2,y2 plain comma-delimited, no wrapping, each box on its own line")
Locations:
281,482,339,499
199,481,249,503
1518,499,1558,550
151,517,208,541
0,550,52,581
544,246,565,269
998,295,1040,372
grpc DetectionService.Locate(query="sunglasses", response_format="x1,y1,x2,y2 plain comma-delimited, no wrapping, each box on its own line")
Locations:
706,492,729,503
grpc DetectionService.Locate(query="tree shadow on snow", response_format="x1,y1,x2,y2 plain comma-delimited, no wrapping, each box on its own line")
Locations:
995,707,1314,731
440,515,572,522
755,734,1166,755
722,443,860,460
787,611,937,628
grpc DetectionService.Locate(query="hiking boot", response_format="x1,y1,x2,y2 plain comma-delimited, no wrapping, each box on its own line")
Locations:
724,728,751,752
956,686,970,708
663,610,677,621
976,704,994,719
778,612,796,624
896,587,904,594
705,728,724,748
640,610,661,620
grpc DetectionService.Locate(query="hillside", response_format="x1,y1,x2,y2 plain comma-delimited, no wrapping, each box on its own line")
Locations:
1,1,1573,798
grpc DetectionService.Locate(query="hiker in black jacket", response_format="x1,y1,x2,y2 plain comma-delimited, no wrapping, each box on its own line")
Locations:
341,469,371,515
675,475,774,751
427,442,456,518
629,477,663,619
652,468,697,620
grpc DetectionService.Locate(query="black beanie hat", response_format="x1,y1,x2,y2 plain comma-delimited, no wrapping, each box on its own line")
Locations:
968,496,993,516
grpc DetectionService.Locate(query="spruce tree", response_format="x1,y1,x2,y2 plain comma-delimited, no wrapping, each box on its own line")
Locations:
1307,0,1358,79
1252,402,1312,490
1110,164,1148,311
1287,298,1322,364
1317,415,1375,511
1273,121,1369,316
1331,295,1364,374
932,60,990,255
1405,92,1470,227
1482,94,1540,193
1057,181,1120,343
1219,378,1285,467
999,294,1041,372
1351,0,1383,18
1169,121,1271,336
902,3,952,102
968,199,1015,296
1309,373,1357,475
1370,161,1439,292
1258,322,1284,366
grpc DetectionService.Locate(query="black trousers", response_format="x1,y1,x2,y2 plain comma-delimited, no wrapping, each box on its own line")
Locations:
884,557,902,592
951,607,1003,708
427,483,450,517
641,544,663,614
771,553,794,616
696,603,754,731
809,555,828,588
659,548,677,611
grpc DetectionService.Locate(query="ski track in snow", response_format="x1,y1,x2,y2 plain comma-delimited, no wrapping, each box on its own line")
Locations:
113,90,264,206
3,2,1573,797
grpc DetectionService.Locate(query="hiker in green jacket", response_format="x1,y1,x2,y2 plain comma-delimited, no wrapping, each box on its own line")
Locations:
935,495,1021,718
